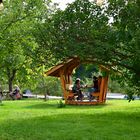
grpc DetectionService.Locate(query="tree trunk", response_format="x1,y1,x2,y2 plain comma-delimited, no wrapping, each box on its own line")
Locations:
7,68,17,92
8,79,13,92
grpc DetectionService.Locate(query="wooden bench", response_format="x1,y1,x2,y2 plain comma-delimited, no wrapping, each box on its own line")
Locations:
91,92,100,101
67,92,75,100
91,92,100,97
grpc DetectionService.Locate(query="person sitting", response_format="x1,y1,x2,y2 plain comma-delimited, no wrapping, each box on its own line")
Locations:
88,76,100,101
10,85,21,100
0,86,3,103
72,78,84,101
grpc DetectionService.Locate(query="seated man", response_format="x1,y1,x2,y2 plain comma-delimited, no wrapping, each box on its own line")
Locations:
10,85,21,100
72,78,84,101
88,76,101,101
0,87,3,103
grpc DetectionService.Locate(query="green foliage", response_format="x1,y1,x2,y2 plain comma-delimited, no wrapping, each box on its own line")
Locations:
74,64,98,79
34,76,62,96
57,100,65,108
108,76,127,93
106,0,140,94
0,0,140,98
73,63,106,86
33,0,109,65
0,0,51,92
33,0,140,98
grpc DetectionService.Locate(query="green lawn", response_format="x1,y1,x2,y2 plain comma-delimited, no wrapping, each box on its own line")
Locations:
0,99,140,140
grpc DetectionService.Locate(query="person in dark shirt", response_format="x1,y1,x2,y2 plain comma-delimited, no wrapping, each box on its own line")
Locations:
88,76,99,101
13,85,20,95
72,78,84,101
0,86,3,103
10,85,21,100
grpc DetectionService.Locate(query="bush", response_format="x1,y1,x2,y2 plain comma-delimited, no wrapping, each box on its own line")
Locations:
57,100,65,108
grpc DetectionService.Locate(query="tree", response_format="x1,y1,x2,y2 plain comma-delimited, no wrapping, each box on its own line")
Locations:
0,0,50,92
34,0,140,98
106,0,140,97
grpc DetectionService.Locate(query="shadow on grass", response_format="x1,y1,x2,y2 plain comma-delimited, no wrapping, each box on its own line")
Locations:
0,103,4,106
0,100,109,111
25,102,58,109
24,100,109,110
0,111,140,140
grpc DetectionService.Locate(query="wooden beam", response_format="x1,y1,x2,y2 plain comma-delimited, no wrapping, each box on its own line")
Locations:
45,64,63,77
59,69,67,101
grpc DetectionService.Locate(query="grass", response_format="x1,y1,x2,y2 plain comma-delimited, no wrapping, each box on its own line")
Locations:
0,99,140,140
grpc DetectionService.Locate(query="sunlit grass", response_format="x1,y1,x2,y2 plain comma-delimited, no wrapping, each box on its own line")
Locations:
0,100,140,140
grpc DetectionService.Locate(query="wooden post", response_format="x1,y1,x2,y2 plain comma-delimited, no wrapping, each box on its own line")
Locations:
103,76,109,102
99,77,105,103
59,70,67,101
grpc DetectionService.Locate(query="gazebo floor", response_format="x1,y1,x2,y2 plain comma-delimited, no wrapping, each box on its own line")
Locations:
65,100,105,105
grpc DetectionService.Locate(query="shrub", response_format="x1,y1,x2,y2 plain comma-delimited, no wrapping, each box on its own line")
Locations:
57,100,65,108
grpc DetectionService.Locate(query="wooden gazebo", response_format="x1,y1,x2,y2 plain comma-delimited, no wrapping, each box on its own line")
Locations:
45,57,109,105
